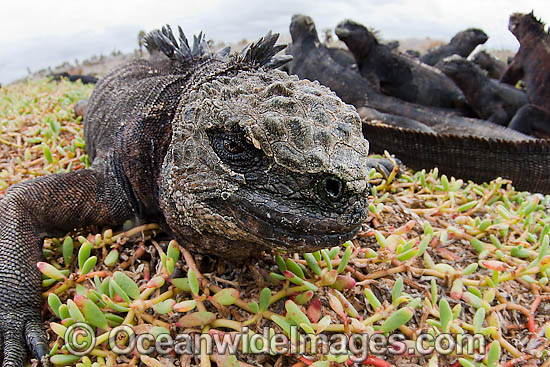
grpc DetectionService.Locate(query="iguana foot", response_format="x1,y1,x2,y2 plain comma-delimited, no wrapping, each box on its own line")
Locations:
0,308,49,367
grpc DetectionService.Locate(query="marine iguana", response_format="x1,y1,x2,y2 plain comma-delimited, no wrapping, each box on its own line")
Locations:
334,19,467,110
326,47,357,69
285,15,527,139
420,28,488,66
471,50,506,79
284,15,550,194
436,55,527,126
0,26,381,366
51,72,98,84
500,12,550,136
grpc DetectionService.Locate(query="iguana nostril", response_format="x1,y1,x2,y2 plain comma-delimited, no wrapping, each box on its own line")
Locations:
319,176,344,202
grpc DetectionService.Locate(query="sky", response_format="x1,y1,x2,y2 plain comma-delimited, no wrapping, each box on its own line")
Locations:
1,0,549,83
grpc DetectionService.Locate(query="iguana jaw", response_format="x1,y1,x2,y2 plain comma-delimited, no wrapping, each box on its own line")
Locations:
206,187,369,252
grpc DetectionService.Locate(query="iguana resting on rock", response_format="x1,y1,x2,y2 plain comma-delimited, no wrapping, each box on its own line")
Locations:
0,27,381,366
500,12,550,136
471,50,506,79
334,19,467,110
420,28,488,66
436,55,527,126
284,15,550,194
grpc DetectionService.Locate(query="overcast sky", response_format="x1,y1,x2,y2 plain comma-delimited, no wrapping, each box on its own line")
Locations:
1,0,549,83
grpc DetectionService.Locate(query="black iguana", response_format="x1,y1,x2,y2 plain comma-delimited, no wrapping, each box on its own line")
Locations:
420,28,488,66
283,14,550,194
0,26,382,366
334,18,467,110
436,55,527,126
471,50,506,79
500,12,550,136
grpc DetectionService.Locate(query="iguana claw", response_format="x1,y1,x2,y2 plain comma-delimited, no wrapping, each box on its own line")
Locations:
0,310,49,367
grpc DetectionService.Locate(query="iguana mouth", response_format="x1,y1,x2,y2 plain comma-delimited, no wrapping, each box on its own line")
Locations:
209,188,369,251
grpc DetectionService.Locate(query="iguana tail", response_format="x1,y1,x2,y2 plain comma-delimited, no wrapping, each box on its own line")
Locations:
363,122,550,194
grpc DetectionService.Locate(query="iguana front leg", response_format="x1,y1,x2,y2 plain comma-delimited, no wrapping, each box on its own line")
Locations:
0,165,135,367
500,56,523,86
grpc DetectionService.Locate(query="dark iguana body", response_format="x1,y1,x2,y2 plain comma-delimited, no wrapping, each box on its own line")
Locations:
362,123,550,194
326,46,357,69
334,19,467,110
501,12,550,136
420,28,488,66
284,15,527,139
0,28,374,366
472,50,506,79
284,15,550,194
51,72,98,84
436,55,527,126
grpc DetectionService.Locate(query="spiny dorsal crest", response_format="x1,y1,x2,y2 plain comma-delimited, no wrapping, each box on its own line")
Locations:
145,25,210,62
525,11,548,33
144,25,292,69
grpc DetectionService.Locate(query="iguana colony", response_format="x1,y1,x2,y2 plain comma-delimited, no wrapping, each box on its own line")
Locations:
436,55,527,126
0,27,397,366
284,13,550,194
1,11,550,367
472,50,506,79
334,19,468,110
420,27,488,66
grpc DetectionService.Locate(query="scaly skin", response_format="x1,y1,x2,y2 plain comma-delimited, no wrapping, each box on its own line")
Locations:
436,55,527,125
283,14,550,194
472,50,506,79
334,19,467,110
501,12,550,135
420,28,488,66
0,28,373,366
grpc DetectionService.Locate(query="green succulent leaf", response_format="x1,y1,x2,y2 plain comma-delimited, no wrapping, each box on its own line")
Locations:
113,271,140,300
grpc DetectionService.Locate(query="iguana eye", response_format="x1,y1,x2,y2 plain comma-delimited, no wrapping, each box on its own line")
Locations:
223,138,245,154
209,130,267,174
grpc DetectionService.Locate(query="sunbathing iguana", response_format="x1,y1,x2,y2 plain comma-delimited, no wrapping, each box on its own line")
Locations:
471,50,506,79
334,19,467,110
436,55,527,126
0,27,379,366
501,12,550,136
420,28,488,66
284,14,550,194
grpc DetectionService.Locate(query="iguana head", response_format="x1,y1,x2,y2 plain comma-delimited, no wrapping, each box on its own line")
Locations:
148,27,371,257
437,55,480,80
471,51,492,69
448,28,487,49
289,14,319,43
335,20,378,62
